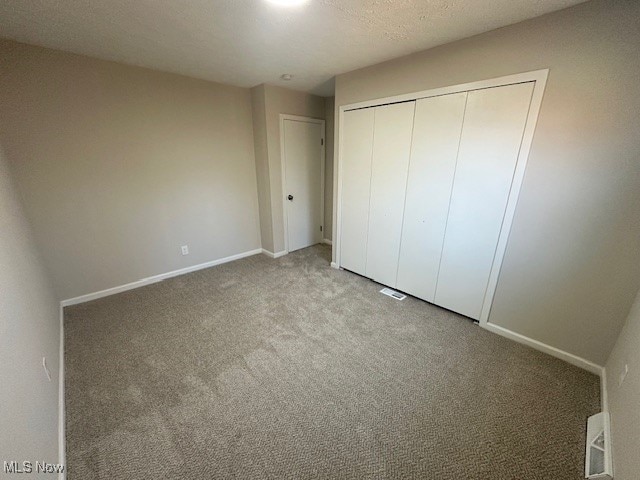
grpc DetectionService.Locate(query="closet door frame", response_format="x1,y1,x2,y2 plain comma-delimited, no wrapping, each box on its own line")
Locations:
334,69,548,327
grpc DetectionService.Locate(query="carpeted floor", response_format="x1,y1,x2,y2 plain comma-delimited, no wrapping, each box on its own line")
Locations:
64,244,600,479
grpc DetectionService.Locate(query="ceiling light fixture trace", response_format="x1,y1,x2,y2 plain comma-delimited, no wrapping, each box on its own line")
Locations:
266,0,309,7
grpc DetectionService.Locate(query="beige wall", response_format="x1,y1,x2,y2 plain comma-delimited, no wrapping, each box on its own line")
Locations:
323,97,335,242
0,148,60,467
333,0,640,365
252,84,326,254
605,287,640,480
251,85,274,253
0,39,261,301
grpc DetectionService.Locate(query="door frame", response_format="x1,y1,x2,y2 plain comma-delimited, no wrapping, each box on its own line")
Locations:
279,114,326,254
334,69,548,327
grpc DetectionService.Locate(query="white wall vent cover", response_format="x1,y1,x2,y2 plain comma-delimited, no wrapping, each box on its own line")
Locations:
585,412,613,479
380,288,406,300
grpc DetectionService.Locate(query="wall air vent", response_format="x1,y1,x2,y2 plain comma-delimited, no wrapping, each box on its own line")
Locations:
380,287,406,300
585,412,613,479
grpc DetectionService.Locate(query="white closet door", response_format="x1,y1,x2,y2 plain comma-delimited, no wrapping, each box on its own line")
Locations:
340,108,375,275
435,82,534,319
365,101,415,286
396,92,467,302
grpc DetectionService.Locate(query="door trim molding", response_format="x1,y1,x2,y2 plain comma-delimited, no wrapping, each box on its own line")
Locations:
334,69,549,327
279,114,326,254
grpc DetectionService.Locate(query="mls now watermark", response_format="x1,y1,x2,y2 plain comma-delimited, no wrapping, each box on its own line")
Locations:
4,460,65,474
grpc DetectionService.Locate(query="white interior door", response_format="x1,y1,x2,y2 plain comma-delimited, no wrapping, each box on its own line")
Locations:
283,118,324,252
339,108,375,275
434,82,534,319
396,92,467,302
365,101,415,286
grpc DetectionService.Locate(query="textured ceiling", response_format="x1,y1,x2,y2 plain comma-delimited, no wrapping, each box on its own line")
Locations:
0,0,586,96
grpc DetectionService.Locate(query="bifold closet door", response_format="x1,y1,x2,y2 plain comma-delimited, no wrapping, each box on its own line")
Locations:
339,108,375,275
396,92,467,302
434,82,535,319
365,101,415,286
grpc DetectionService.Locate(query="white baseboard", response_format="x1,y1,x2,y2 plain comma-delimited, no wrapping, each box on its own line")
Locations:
482,322,604,376
330,262,340,270
60,248,263,307
322,239,333,246
261,249,288,259
58,305,66,479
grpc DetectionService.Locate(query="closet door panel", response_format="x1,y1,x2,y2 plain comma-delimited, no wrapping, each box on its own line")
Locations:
339,108,375,275
365,101,415,286
396,92,467,302
435,82,534,319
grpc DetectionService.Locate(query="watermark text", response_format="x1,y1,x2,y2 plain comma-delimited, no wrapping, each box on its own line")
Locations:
3,460,65,474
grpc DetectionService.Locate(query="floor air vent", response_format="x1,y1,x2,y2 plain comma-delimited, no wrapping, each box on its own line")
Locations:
380,287,406,300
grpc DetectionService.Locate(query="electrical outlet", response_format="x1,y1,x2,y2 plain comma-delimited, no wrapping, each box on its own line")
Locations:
181,245,189,256
42,357,52,382
618,363,629,387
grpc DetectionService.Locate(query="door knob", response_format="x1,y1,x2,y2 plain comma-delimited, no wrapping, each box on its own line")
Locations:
287,195,294,201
